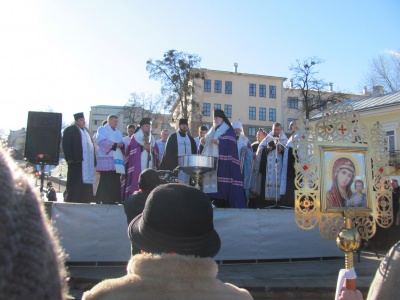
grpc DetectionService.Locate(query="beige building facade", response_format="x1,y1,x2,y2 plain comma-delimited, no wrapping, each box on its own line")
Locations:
180,67,286,141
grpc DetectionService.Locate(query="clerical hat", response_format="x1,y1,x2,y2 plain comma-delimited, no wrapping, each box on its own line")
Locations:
179,118,188,125
140,118,152,126
73,112,84,120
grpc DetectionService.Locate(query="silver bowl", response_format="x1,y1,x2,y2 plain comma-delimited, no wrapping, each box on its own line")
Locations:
178,154,216,175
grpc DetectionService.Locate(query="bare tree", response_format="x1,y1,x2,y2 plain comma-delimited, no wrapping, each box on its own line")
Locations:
146,49,205,120
121,92,170,127
289,57,346,119
363,50,400,93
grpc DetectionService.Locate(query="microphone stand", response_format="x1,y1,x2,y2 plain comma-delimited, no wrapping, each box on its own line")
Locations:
266,138,293,209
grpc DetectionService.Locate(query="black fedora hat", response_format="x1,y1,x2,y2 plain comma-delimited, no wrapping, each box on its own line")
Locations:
128,183,220,258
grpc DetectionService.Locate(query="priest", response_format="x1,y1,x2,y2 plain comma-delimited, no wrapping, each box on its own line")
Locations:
159,118,197,184
121,118,159,201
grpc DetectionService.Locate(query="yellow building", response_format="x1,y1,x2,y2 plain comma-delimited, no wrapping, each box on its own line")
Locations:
346,91,400,178
312,90,400,178
171,65,286,140
175,66,364,141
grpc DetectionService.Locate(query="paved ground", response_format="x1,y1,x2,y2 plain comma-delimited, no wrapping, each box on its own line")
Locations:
66,249,384,300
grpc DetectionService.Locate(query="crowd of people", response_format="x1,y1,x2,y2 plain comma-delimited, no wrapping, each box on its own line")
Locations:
2,144,400,299
60,110,300,209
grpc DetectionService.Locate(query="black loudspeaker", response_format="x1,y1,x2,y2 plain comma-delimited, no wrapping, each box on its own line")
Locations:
25,111,62,165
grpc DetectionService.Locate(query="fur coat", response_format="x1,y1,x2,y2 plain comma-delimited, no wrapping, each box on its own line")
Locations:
82,253,253,300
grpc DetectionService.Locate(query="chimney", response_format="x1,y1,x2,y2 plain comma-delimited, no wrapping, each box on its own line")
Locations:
233,63,238,73
372,85,385,96
328,82,333,92
363,86,368,95
289,78,293,88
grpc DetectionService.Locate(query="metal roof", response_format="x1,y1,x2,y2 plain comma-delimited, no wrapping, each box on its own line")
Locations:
312,91,400,119
344,91,400,111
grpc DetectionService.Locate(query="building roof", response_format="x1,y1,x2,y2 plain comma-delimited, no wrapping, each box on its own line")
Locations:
91,105,124,109
312,91,400,119
199,68,287,80
344,91,400,111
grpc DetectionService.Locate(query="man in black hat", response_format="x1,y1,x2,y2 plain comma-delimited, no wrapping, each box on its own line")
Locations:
121,117,160,201
82,184,252,299
159,118,197,184
200,109,247,208
62,112,96,203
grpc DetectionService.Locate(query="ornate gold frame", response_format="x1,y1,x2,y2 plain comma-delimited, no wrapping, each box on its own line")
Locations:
293,100,393,240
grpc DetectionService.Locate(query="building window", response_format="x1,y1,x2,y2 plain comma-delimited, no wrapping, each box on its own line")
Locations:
225,81,232,94
203,103,211,116
259,84,266,97
287,118,297,130
386,131,395,152
269,108,276,121
259,107,266,121
214,80,222,93
94,120,100,125
248,127,256,136
288,97,298,109
204,79,211,92
224,104,232,118
214,103,221,110
249,107,256,120
269,85,276,98
249,84,256,96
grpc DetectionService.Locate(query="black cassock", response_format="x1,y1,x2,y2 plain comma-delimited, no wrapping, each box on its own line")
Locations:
159,132,197,171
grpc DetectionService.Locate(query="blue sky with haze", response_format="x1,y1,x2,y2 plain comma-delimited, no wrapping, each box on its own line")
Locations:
0,0,399,133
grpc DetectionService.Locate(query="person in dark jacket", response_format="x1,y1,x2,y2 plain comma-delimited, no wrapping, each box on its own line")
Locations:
124,168,161,255
62,112,96,203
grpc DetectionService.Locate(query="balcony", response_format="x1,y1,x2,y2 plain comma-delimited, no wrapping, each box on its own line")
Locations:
389,150,400,169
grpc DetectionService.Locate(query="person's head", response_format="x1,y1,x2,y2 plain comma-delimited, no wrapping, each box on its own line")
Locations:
138,169,160,192
198,125,208,138
129,184,221,258
272,122,282,137
47,181,53,187
213,109,231,128
391,179,399,189
178,119,188,133
161,129,169,141
107,115,118,129
102,120,108,126
0,148,67,299
354,180,364,193
139,118,152,134
257,128,267,143
74,112,85,128
333,158,355,191
289,121,298,133
126,124,135,137
232,120,243,137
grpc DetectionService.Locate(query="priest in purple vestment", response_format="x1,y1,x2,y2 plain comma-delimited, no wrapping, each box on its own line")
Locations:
121,118,159,202
201,109,247,208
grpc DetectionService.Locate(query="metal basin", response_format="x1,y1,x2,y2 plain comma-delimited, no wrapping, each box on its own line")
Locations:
178,154,216,175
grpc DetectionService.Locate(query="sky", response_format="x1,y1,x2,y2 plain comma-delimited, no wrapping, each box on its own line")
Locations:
0,0,399,134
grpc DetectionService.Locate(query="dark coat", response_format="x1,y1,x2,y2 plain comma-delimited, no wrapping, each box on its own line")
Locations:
62,125,95,164
159,132,197,171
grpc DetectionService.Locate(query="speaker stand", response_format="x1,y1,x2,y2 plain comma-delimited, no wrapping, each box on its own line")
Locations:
39,164,45,196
